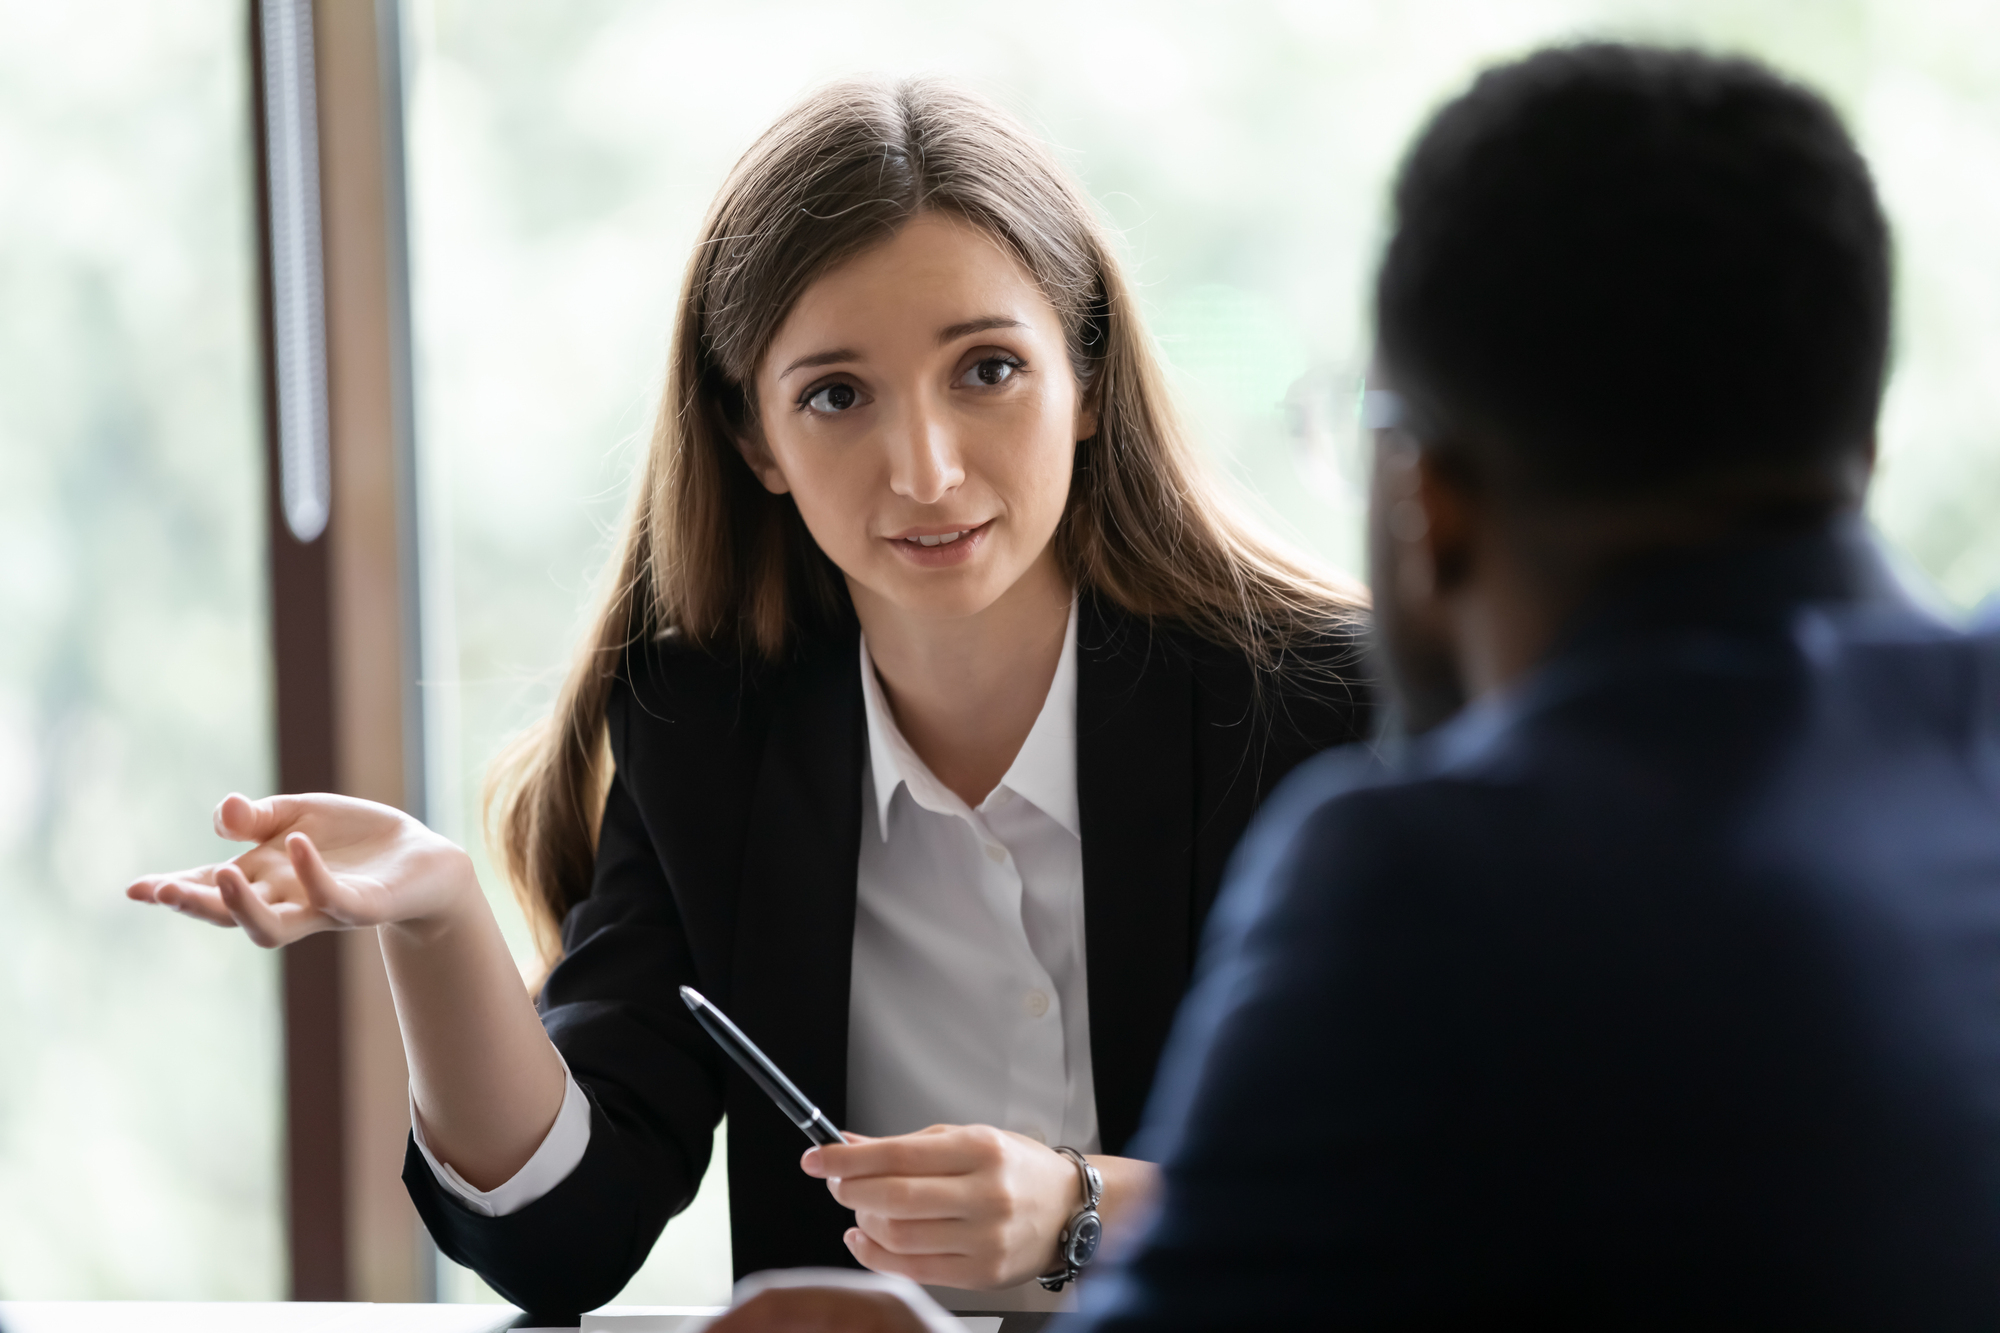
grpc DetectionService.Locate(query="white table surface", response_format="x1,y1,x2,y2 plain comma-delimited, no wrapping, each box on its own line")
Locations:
0,1304,742,1333
0,1304,1001,1332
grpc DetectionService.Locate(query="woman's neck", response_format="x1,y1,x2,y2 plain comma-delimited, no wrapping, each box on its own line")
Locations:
851,553,1073,808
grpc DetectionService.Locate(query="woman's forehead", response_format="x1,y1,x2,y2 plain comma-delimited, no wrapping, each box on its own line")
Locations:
761,216,1061,371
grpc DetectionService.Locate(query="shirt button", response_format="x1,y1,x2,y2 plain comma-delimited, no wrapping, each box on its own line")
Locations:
984,844,1006,864
1024,989,1050,1018
994,790,1013,806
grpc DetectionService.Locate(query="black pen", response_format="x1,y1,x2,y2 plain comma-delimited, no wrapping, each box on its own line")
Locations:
679,985,848,1147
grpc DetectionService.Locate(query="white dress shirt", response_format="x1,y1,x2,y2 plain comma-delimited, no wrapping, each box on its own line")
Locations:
849,602,1097,1152
414,604,1097,1222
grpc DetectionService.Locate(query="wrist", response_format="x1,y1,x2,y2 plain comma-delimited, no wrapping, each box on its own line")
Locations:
385,844,484,947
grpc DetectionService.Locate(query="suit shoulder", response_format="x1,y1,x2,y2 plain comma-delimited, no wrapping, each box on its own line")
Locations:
1806,610,2000,741
607,624,861,755
613,629,757,720
605,630,803,779
1185,616,1376,753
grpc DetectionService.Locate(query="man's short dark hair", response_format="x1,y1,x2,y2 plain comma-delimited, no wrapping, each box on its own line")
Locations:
1375,43,1891,499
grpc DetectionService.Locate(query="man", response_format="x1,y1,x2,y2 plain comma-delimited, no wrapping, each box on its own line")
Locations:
1077,41,2000,1329
714,42,2000,1331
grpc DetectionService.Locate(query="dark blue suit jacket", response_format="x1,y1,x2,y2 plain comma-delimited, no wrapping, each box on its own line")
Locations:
1080,523,2000,1328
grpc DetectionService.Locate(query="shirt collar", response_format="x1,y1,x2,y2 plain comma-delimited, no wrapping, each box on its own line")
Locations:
859,600,1081,843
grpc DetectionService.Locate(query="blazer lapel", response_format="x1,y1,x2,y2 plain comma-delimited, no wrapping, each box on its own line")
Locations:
726,628,865,1273
729,630,863,1118
1076,594,1196,1154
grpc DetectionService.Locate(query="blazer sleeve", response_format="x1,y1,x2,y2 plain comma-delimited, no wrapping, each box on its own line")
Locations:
403,685,728,1319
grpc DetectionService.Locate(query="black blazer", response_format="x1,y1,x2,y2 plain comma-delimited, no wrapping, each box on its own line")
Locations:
405,593,1370,1315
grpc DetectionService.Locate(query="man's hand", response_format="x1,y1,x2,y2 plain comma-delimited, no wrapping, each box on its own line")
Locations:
705,1287,931,1333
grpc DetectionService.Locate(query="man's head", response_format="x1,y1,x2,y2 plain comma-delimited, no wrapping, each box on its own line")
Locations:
1367,44,1893,729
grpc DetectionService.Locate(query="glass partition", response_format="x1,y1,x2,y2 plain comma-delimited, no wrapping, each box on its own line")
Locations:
400,0,2000,1303
0,0,280,1300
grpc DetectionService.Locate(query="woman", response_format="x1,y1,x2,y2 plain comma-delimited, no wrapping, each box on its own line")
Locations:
128,78,1371,1314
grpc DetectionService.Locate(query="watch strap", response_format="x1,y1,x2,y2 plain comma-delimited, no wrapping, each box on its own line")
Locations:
1037,1145,1103,1292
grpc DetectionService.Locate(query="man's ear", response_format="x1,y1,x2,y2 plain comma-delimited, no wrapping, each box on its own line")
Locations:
732,420,792,496
1413,448,1478,595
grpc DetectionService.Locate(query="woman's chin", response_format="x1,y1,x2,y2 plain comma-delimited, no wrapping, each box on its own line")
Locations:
850,563,1022,626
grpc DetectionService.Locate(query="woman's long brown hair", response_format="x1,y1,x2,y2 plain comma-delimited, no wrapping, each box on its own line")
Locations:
488,77,1367,967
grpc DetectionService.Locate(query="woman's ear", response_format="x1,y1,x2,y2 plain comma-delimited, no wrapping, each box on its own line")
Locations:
732,421,793,496
1073,389,1101,446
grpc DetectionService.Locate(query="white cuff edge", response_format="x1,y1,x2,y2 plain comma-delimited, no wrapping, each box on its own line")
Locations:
411,1049,592,1219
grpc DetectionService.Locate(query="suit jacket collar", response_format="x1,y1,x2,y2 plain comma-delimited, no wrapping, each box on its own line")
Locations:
1410,520,1936,782
1559,515,1928,657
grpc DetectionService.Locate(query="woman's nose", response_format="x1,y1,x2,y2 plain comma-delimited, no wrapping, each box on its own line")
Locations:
886,400,965,505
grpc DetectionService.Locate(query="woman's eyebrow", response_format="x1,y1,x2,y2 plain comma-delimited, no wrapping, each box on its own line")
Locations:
778,317,1026,378
779,348,862,379
937,316,1027,344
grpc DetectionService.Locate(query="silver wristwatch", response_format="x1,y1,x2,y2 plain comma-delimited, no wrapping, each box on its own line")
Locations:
1037,1145,1104,1292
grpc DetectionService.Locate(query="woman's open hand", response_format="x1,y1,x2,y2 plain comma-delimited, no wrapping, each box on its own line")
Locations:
803,1124,1105,1291
125,792,475,948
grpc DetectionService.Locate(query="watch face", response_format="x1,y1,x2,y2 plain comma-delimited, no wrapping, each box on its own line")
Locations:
1068,1211,1103,1268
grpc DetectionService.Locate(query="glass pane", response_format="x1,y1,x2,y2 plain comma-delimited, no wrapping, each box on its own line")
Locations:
402,0,2000,1303
0,0,280,1301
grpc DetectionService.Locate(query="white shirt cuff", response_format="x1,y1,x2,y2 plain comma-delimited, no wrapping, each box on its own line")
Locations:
410,1049,592,1218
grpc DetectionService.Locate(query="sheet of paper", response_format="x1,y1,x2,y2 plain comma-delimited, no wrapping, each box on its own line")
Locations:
0,1303,520,1333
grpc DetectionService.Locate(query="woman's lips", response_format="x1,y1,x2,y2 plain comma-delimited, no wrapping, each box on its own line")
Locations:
887,519,992,566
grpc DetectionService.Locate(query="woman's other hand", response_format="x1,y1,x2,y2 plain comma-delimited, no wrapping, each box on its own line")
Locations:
802,1125,1157,1291
125,791,475,948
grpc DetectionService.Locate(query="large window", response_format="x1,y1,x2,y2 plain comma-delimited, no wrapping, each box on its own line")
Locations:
400,0,2000,1304
0,0,280,1300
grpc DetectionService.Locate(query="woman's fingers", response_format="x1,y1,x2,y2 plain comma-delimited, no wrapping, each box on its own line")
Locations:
126,863,219,901
847,1212,967,1257
806,1125,992,1181
286,832,364,922
842,1229,969,1287
217,861,320,948
214,792,308,845
814,1125,1077,1290
135,876,241,929
826,1171,965,1219
132,791,452,941
799,1132,873,1177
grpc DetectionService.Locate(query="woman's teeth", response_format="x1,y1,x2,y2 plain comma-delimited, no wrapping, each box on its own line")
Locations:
907,530,968,547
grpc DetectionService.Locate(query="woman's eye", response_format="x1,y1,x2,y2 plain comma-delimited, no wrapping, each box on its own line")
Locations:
805,382,859,414
959,356,1021,389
